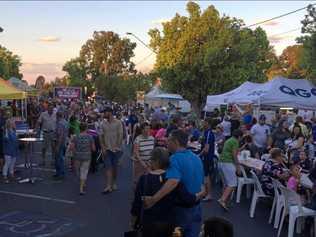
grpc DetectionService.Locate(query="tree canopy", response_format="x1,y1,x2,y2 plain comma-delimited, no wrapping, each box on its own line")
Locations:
0,45,22,80
80,31,136,78
148,2,273,111
296,4,316,81
266,45,306,79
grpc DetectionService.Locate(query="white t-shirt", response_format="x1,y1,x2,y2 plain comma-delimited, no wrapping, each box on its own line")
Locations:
298,110,314,122
250,124,270,148
221,120,231,137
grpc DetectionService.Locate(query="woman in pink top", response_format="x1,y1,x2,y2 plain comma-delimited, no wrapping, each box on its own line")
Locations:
287,164,301,192
155,124,167,148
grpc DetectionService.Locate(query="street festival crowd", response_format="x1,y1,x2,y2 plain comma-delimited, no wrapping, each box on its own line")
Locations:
1,97,316,237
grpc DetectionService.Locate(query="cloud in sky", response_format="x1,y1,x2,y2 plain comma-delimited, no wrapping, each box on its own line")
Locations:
38,36,60,42
262,20,280,27
268,34,294,44
21,62,65,84
151,18,169,25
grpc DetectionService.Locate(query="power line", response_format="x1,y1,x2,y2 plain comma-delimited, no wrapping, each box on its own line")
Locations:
268,27,301,38
245,3,316,28
135,52,155,66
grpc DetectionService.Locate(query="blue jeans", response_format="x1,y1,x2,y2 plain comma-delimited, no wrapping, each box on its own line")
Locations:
55,145,65,177
174,204,202,237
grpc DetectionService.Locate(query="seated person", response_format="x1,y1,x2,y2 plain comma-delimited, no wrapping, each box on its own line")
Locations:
240,135,260,159
291,149,312,172
131,147,205,230
260,148,289,196
287,163,308,204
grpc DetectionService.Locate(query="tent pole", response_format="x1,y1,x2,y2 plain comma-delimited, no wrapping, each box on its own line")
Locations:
25,98,28,122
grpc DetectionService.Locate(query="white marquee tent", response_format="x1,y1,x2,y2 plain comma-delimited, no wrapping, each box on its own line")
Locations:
204,76,316,111
145,86,189,111
226,76,316,110
204,81,260,111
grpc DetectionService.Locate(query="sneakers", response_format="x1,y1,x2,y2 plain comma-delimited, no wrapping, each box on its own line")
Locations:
202,196,213,202
217,199,229,211
112,184,118,191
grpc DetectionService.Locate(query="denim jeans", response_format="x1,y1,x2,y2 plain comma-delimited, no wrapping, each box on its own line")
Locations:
174,204,202,237
55,145,66,177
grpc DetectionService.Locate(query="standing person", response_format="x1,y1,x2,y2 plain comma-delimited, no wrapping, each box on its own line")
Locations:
250,114,270,155
132,122,155,187
144,130,204,237
269,119,291,152
218,130,243,211
2,119,18,183
221,115,231,140
0,108,6,171
36,104,56,166
100,107,123,194
54,111,68,180
200,119,215,201
71,122,95,195
127,110,138,142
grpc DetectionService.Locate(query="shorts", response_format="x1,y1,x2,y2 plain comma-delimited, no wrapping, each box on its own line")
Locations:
76,160,91,180
219,162,237,187
103,150,121,169
201,156,214,177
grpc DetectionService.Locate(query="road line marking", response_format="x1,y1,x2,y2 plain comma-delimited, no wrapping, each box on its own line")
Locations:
33,167,55,172
0,191,76,205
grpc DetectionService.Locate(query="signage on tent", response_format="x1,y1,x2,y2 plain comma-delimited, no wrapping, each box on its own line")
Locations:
279,85,316,98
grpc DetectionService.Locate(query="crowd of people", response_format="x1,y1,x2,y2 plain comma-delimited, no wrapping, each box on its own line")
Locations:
0,98,316,237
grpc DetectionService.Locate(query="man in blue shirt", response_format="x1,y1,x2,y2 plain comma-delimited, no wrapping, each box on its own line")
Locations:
144,129,204,237
200,118,215,201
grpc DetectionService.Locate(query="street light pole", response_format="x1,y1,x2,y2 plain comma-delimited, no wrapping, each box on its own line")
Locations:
126,32,156,54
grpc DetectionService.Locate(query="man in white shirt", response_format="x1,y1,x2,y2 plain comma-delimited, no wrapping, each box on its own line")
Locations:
250,114,270,155
37,104,56,166
220,115,231,139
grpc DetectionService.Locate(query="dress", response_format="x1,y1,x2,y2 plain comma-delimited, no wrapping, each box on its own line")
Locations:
260,159,286,196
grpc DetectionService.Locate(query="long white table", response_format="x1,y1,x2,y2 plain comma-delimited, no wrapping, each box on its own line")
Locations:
238,156,313,189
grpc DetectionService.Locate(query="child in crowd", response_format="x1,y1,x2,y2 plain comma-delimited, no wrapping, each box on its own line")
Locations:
2,119,19,183
287,164,301,192
287,163,309,204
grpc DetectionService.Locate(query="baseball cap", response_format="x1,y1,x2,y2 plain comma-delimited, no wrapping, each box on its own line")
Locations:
259,114,266,120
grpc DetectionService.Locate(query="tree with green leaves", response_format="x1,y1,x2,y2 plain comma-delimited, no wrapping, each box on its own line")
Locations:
149,2,273,111
63,57,89,87
266,45,306,79
80,31,136,79
0,45,22,80
297,4,316,81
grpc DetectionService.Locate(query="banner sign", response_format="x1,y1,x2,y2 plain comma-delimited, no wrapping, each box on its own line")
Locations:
54,87,81,99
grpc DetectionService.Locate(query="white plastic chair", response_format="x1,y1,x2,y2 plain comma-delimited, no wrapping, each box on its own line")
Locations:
261,154,270,162
236,166,255,203
249,170,270,218
277,186,316,237
269,179,285,229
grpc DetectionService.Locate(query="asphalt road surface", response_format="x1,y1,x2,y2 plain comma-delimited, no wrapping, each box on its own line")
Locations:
0,144,296,237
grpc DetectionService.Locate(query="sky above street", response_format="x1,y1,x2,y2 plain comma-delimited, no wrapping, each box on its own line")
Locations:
0,1,315,84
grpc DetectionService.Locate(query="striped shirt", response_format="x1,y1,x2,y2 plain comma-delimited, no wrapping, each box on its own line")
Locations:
135,135,155,161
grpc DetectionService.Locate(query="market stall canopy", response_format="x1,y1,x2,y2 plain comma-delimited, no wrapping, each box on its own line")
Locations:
8,77,38,97
204,81,260,111
227,76,316,110
0,78,27,100
144,86,164,99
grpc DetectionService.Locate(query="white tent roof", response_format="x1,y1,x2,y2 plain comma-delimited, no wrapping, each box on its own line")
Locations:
145,86,183,100
227,76,316,110
204,81,260,111
144,86,164,99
